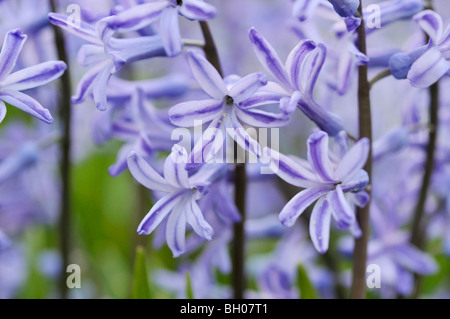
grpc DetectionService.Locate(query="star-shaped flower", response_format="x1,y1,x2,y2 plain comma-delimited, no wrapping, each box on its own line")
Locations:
265,130,370,253
168,50,290,169
49,13,166,111
127,145,215,257
99,0,217,56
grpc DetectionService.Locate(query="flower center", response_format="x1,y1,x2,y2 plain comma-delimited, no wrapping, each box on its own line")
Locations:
176,0,183,5
225,95,234,106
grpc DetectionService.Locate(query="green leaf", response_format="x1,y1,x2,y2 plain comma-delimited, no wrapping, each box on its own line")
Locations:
185,272,194,299
296,264,318,299
131,246,151,299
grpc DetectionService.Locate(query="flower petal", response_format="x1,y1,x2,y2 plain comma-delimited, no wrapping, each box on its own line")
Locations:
186,198,214,240
159,7,182,57
280,91,302,115
249,28,292,89
309,198,332,254
327,185,355,229
393,244,438,274
407,46,450,88
0,100,6,124
328,0,360,18
279,186,330,227
0,89,52,124
413,10,443,43
187,117,225,170
0,29,27,81
286,40,326,96
307,130,336,182
48,13,102,45
229,72,268,103
127,151,174,192
225,111,262,158
71,62,107,104
263,147,319,188
235,107,290,128
166,200,187,257
2,61,66,91
168,98,223,127
238,91,285,109
187,50,227,99
93,63,114,111
164,145,190,189
137,192,183,235
101,2,169,34
336,137,370,181
179,0,217,20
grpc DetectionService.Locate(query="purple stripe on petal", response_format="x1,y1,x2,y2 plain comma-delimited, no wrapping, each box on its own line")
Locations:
413,10,443,43
336,137,370,181
137,192,183,235
164,145,190,189
229,72,268,104
127,151,174,192
187,117,225,170
186,198,214,240
93,63,114,111
285,39,316,92
235,107,290,128
307,130,336,182
249,28,292,89
265,147,319,188
0,89,53,124
0,29,27,81
187,51,228,99
279,186,330,227
71,62,106,104
166,201,187,257
309,198,332,254
226,111,262,158
168,98,223,127
103,2,169,32
48,13,102,45
179,0,217,20
238,91,285,109
2,61,66,91
407,46,450,88
327,185,355,229
159,7,182,57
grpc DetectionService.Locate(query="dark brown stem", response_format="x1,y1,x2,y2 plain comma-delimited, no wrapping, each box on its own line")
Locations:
409,81,439,298
199,21,246,299
50,0,73,299
350,2,373,299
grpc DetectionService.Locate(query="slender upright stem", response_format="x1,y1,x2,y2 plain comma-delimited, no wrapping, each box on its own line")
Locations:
409,79,439,299
50,0,73,299
350,2,373,299
199,21,247,299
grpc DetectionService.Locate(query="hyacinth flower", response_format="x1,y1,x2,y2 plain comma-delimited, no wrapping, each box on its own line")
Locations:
389,10,450,88
249,28,344,136
108,88,178,176
127,145,216,257
0,29,66,124
168,50,290,169
48,13,167,111
264,130,370,253
98,0,217,57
